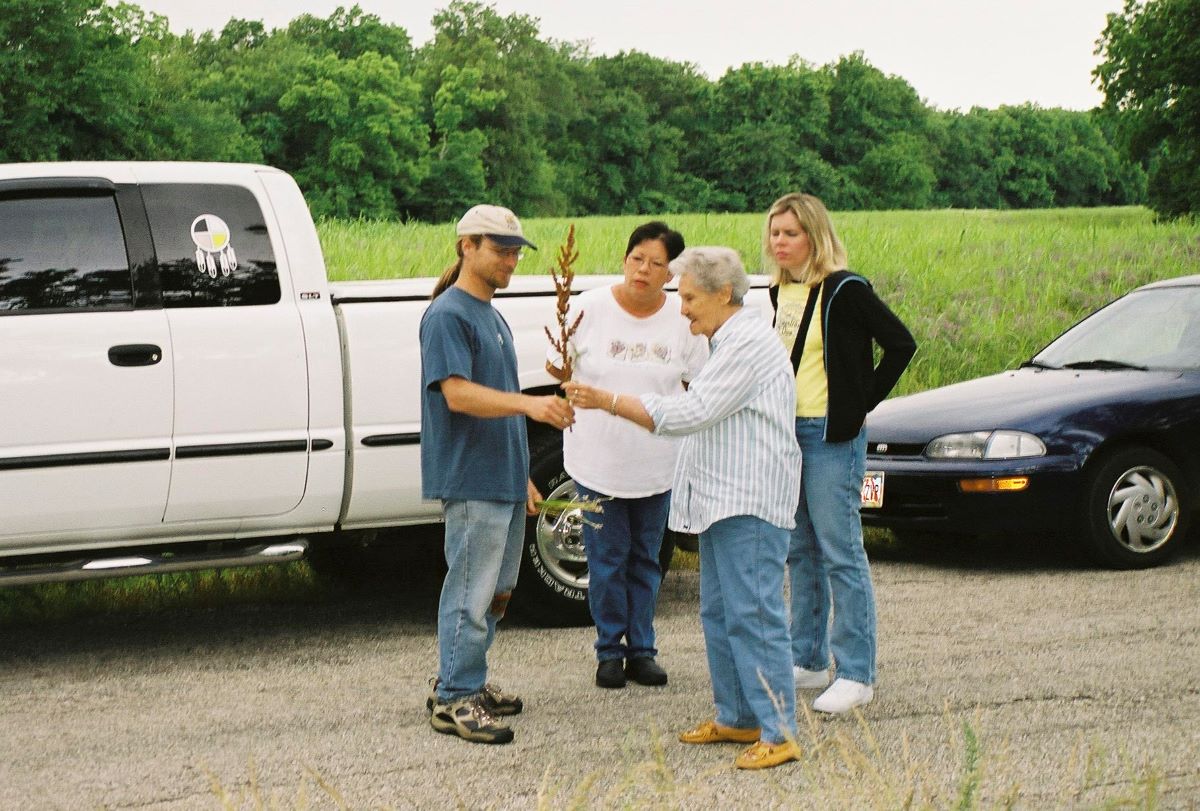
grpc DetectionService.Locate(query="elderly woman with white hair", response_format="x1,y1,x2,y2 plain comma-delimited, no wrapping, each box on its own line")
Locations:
565,247,802,770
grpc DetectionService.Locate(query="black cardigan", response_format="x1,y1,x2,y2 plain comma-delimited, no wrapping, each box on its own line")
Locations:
770,270,917,442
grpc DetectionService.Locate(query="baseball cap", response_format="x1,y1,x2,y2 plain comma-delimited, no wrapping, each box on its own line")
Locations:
455,204,538,250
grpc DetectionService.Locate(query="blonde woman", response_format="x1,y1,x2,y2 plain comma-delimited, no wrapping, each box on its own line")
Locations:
766,193,916,714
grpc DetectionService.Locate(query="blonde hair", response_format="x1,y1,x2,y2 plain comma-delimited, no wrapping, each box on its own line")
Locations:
431,235,483,300
762,193,848,287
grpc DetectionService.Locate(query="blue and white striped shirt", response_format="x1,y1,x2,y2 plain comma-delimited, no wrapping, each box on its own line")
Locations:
641,307,802,534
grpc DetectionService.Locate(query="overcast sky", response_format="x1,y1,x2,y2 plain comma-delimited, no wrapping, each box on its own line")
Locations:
130,0,1124,112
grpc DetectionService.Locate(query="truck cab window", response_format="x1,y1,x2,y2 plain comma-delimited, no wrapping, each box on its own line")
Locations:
141,183,281,308
0,195,132,313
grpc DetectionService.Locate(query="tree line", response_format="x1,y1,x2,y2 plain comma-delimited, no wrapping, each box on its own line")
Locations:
1,0,1181,220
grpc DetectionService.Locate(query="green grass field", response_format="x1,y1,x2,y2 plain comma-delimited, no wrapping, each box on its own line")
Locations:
318,206,1200,395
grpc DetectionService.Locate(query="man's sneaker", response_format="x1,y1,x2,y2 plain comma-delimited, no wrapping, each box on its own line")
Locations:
812,678,874,714
430,694,514,744
624,656,668,686
479,681,523,716
426,677,523,716
793,665,830,690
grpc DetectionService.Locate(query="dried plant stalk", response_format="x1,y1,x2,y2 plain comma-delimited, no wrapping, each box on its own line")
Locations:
544,223,583,381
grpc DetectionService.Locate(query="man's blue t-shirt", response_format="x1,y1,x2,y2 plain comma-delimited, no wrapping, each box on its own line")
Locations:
419,286,529,502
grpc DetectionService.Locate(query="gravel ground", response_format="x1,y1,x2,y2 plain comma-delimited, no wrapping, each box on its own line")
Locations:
1,536,1197,809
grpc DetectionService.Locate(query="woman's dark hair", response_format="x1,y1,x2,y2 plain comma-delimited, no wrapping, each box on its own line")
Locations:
624,221,685,261
431,234,483,300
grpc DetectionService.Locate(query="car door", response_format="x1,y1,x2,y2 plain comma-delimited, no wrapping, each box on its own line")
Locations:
138,180,310,523
0,177,173,544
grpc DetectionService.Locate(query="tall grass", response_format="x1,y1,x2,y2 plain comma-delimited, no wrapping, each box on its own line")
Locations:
317,206,1200,395
204,712,1168,810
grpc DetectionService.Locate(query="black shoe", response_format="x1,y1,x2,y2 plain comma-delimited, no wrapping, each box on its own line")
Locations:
596,658,626,688
625,656,668,686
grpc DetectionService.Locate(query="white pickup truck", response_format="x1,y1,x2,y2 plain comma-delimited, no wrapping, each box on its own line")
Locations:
0,161,768,625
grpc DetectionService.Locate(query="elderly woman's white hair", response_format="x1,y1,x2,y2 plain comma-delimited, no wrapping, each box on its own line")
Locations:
669,247,750,305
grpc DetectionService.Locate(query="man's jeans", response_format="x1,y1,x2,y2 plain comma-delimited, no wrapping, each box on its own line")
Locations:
576,484,670,662
787,417,877,685
699,514,797,746
436,499,525,702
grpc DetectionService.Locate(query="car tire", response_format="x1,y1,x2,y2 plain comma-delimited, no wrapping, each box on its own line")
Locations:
514,431,675,626
1081,446,1191,569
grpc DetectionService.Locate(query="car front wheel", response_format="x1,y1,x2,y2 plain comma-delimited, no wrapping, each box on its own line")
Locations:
1082,446,1191,569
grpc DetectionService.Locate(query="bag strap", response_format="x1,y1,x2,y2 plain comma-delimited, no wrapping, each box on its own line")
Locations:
789,284,820,374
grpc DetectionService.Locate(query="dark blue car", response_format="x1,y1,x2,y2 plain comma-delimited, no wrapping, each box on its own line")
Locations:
862,274,1200,568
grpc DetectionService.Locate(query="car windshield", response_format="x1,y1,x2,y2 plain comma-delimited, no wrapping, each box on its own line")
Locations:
1033,286,1200,372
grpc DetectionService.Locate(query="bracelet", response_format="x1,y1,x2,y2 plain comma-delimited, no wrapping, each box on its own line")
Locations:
609,393,619,415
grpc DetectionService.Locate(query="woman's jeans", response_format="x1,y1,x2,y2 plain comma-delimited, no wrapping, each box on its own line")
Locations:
576,484,670,662
436,499,525,702
787,418,877,685
700,515,797,745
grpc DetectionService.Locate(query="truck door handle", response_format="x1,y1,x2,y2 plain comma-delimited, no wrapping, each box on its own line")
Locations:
108,344,163,367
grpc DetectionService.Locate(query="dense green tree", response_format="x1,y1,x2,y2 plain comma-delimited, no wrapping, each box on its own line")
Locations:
824,55,928,156
704,61,848,210
932,109,1009,208
1096,0,1200,216
856,134,937,209
285,5,413,68
0,0,160,160
578,51,716,212
418,65,502,220
133,26,262,162
0,1,1146,217
415,1,572,215
276,51,427,218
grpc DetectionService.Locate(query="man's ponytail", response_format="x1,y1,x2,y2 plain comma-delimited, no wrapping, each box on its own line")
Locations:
431,235,481,300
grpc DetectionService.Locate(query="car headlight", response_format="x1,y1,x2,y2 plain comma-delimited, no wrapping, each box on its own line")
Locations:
924,430,1046,460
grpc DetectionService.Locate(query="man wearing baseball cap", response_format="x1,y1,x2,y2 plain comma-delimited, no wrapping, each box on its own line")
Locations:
420,204,574,744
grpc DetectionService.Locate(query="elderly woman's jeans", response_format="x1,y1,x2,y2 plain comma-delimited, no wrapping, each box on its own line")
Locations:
436,499,526,702
787,418,877,685
699,514,797,745
576,483,670,662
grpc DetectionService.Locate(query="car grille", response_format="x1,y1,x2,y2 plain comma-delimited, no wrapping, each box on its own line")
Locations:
867,441,925,457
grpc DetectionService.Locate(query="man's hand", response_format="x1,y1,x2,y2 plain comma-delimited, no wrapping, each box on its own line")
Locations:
524,393,575,431
526,479,542,515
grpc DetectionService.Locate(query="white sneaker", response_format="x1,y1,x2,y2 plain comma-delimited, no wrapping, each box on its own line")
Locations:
793,665,830,689
812,678,874,714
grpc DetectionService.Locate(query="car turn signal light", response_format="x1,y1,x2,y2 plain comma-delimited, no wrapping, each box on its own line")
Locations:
958,477,1030,493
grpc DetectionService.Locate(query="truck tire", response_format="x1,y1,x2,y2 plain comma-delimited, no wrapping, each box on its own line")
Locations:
515,433,675,626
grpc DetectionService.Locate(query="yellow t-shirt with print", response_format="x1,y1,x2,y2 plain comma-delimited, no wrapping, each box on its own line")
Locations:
775,283,828,417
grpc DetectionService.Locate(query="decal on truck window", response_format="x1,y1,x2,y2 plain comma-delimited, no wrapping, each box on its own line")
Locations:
143,183,280,308
191,214,239,278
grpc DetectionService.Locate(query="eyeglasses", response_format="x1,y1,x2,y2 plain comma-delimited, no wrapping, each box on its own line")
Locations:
485,241,524,261
626,253,668,272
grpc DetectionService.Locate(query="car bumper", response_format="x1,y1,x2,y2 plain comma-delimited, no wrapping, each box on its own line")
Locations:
860,455,1083,537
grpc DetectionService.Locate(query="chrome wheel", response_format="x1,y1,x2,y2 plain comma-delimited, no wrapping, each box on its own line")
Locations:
1105,465,1179,554
532,479,589,591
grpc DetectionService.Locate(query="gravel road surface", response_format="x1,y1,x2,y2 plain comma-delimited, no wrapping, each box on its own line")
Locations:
1,536,1197,809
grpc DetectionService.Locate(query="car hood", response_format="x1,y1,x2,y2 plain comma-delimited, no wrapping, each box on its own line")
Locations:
866,367,1186,444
